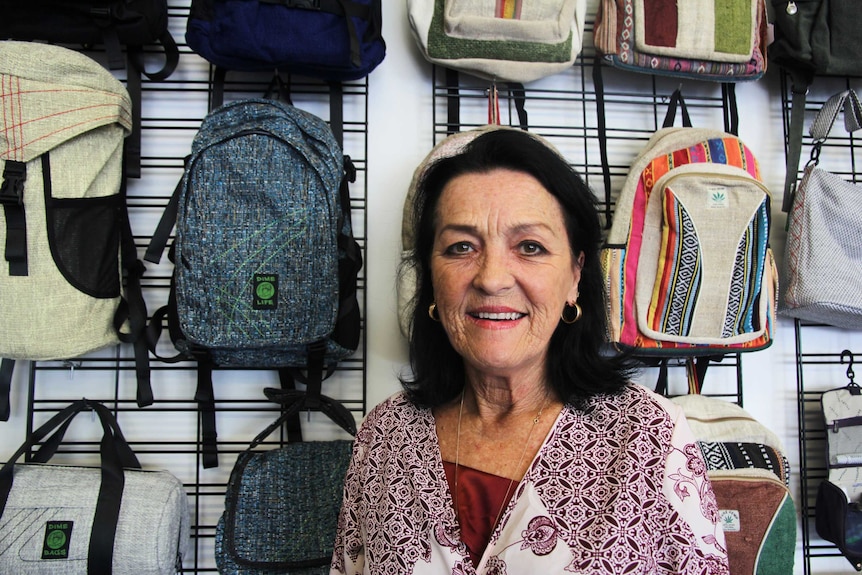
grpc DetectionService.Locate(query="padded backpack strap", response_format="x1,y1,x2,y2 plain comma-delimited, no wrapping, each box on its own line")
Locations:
329,81,345,149
277,370,304,442
445,68,461,135
114,175,152,407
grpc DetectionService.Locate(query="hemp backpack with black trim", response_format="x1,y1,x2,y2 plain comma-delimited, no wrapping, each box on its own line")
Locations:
0,0,180,178
145,98,362,469
671,394,796,575
600,90,778,368
0,41,151,422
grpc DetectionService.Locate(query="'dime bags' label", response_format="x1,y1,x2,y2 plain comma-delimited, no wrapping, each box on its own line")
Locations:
42,521,73,559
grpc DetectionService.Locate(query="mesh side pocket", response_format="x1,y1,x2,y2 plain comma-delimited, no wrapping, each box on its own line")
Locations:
46,195,122,299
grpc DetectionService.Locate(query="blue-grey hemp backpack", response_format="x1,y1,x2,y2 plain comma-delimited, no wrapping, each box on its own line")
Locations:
145,98,362,467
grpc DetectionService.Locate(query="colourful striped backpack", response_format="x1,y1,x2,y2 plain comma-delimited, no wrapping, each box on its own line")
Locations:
601,90,777,360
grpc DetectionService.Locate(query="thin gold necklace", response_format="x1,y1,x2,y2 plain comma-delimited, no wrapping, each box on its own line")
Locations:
453,389,548,534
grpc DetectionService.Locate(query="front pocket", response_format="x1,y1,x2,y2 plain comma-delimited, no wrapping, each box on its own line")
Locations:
46,194,122,299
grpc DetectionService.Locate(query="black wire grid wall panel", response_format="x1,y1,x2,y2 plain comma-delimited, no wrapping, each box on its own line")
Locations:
793,322,862,574
783,68,862,575
20,1,368,573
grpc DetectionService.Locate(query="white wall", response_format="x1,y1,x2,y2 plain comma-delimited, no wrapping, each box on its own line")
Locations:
3,0,862,572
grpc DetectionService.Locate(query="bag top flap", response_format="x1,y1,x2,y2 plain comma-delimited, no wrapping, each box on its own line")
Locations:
221,440,353,567
671,394,785,453
192,98,343,193
0,41,132,163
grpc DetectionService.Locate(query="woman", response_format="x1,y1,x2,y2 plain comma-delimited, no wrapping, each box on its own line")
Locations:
331,127,729,574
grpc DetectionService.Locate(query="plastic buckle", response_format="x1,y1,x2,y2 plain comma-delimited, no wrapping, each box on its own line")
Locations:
0,161,26,206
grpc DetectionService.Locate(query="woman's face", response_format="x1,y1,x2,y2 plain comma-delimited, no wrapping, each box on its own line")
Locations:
430,168,582,379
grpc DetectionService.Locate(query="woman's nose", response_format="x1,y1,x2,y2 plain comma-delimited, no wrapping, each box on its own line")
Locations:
472,250,514,294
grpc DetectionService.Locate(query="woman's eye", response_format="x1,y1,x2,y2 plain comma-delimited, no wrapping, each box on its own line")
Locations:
520,241,546,255
445,242,473,255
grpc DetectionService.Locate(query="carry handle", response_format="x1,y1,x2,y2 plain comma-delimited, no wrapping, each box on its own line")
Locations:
0,399,139,575
29,404,139,468
257,387,357,447
662,88,692,129
807,90,862,168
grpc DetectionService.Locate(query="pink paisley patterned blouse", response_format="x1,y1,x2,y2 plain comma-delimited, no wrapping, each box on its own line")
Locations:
331,383,730,575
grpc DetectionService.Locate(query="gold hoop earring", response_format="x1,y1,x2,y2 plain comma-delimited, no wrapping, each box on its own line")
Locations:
561,302,582,324
428,302,441,322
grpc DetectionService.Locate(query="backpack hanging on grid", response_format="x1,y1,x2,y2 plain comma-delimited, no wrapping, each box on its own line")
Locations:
0,0,180,178
185,0,385,82
407,0,588,135
768,0,862,212
591,0,767,216
0,40,151,422
671,394,796,575
214,386,355,575
407,0,587,84
816,351,862,571
145,97,362,468
600,90,777,385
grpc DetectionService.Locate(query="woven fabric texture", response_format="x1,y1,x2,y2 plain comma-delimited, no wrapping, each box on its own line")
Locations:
595,0,767,81
0,463,189,574
671,394,784,453
215,440,353,574
601,126,776,354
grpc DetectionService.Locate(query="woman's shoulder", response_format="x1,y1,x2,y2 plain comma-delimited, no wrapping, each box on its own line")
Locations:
577,382,684,426
356,391,432,438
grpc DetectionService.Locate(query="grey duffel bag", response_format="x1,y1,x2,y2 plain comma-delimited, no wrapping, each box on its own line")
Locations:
0,399,190,574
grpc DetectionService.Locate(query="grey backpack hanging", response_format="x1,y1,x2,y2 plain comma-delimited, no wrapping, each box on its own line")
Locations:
0,41,151,422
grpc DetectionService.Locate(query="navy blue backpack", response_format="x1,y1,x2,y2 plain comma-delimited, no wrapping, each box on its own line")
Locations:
185,0,385,81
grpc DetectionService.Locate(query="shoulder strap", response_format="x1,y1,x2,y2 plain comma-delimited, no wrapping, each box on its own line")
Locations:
114,176,152,407
785,87,862,212
782,71,814,212
809,89,862,141
592,57,613,228
0,359,13,422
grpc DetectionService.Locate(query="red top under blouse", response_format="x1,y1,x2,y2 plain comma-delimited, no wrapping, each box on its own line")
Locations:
442,461,517,567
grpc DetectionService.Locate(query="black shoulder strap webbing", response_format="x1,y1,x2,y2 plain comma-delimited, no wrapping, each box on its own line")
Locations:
0,358,13,422
592,57,614,228
114,172,152,407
